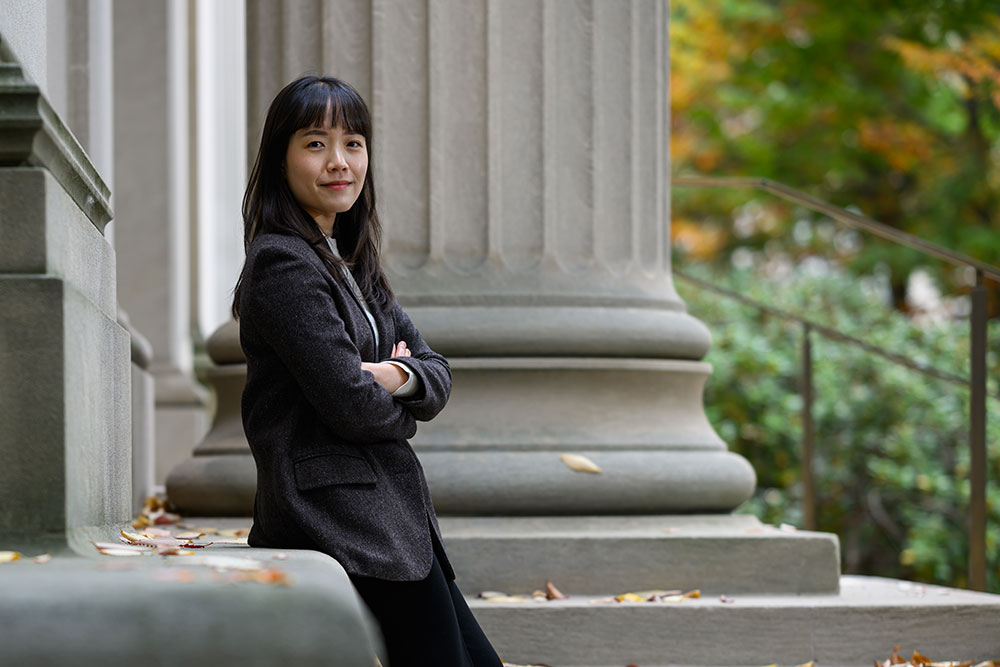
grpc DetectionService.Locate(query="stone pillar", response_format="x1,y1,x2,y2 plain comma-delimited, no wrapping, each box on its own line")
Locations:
240,0,755,515
0,57,130,551
170,0,754,516
112,0,209,486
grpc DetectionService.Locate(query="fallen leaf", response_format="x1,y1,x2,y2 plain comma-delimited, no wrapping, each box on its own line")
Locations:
153,569,197,583
559,453,603,474
181,555,265,571
177,524,221,535
478,591,508,599
32,554,52,564
891,645,906,665
683,589,701,599
156,546,195,556
143,527,173,538
720,594,734,603
94,546,150,557
251,568,291,586
779,523,798,532
797,662,816,667
913,651,932,666
175,531,206,540
119,530,209,549
93,541,149,552
210,536,250,545
219,528,251,538
0,551,22,563
545,581,567,600
483,595,533,602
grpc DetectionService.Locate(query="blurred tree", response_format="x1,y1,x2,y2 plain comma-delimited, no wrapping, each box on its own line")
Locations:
671,0,1000,316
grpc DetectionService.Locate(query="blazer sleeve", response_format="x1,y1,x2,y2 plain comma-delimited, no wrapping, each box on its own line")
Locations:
244,243,417,443
386,302,452,422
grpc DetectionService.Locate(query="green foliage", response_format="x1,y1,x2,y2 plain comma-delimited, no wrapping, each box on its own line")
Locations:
677,265,1000,592
671,0,1000,312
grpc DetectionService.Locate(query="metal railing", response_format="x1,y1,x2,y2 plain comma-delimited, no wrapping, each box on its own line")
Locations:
674,175,998,591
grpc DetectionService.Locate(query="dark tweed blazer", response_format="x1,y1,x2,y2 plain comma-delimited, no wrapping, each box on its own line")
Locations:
238,232,455,582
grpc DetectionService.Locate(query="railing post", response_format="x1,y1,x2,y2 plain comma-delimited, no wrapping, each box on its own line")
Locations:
801,323,817,531
969,270,987,591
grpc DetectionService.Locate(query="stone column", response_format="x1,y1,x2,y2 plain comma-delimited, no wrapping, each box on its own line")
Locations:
248,0,752,514
171,0,753,516
0,56,130,551
112,0,209,486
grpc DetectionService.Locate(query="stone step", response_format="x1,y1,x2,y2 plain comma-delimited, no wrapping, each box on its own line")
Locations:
439,514,840,595
473,576,1000,667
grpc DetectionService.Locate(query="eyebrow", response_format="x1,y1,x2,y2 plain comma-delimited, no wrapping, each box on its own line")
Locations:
299,127,364,138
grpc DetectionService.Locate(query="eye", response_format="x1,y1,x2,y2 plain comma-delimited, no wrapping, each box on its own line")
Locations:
347,139,364,148
307,140,325,148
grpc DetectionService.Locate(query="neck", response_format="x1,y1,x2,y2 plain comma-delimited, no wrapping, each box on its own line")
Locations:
313,212,336,238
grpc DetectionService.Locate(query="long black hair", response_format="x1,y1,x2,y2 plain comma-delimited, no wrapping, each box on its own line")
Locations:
232,75,393,319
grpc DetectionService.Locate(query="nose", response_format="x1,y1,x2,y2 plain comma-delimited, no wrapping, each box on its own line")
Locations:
328,146,348,171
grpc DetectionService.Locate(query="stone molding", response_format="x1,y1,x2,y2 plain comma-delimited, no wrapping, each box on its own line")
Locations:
0,62,112,231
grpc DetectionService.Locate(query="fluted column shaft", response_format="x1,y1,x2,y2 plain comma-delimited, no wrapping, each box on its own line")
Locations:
207,0,757,515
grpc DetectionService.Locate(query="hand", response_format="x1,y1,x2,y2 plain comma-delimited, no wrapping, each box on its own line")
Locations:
360,341,411,393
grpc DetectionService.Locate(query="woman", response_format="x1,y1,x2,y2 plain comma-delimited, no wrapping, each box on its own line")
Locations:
233,75,503,667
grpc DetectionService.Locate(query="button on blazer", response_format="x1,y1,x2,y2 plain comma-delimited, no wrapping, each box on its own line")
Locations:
238,232,455,582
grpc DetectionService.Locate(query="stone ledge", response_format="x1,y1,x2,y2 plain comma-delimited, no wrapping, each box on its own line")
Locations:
0,546,382,667
0,63,112,231
472,575,1000,667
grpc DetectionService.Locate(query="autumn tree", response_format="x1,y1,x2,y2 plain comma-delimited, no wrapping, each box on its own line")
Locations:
671,0,1000,316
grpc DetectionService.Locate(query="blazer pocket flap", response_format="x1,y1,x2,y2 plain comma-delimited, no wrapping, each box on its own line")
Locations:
294,453,376,490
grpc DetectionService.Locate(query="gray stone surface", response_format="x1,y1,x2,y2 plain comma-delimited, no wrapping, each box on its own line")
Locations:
113,0,209,485
0,168,129,548
474,576,1000,667
0,547,382,667
0,63,112,230
167,453,257,516
439,515,840,595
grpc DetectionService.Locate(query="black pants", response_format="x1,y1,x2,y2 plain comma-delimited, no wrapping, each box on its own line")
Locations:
349,552,503,667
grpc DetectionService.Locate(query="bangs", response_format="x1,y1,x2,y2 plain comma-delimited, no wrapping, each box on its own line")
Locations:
292,80,370,137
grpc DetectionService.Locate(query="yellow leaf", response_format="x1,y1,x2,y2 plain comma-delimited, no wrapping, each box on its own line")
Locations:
560,453,603,474
797,662,816,667
0,551,22,563
684,589,701,598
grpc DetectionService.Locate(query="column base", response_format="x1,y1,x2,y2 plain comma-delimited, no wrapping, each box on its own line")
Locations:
419,449,755,515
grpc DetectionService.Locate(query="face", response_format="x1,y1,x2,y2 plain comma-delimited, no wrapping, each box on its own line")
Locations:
284,121,368,228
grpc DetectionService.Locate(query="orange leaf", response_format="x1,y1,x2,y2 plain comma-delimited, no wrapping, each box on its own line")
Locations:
545,581,567,600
